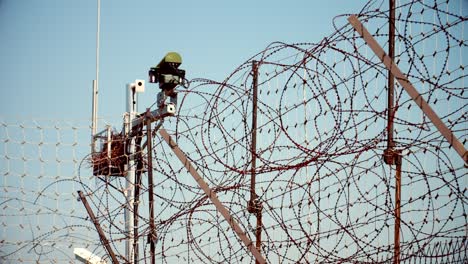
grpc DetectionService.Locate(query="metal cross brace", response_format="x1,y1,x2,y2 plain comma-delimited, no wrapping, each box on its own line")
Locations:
159,129,267,264
348,15,467,165
78,191,120,264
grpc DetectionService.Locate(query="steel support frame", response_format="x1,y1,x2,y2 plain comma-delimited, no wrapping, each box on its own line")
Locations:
121,90,176,264
159,129,267,264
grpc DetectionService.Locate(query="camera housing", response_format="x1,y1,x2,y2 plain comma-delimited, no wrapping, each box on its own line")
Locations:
133,79,145,93
148,52,186,91
166,102,176,114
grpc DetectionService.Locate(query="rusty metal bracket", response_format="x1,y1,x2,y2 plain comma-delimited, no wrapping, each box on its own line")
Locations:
247,198,263,215
383,148,402,166
159,129,267,264
348,15,468,165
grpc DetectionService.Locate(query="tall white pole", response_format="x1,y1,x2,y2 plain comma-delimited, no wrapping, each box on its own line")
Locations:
92,80,98,153
91,0,101,153
96,0,100,86
125,84,137,264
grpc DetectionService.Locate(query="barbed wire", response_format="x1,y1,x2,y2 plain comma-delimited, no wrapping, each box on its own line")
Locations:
1,0,466,263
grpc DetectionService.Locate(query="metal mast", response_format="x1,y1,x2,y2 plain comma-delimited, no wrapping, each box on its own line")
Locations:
125,84,138,263
91,0,101,153
385,1,402,263
248,61,263,263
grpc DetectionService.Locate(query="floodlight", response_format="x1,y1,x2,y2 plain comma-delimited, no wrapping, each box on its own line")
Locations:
73,248,107,264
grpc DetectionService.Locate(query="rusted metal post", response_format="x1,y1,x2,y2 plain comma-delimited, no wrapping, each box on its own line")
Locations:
255,210,262,264
394,155,402,264
347,15,468,164
133,171,141,263
248,60,263,263
77,190,120,264
146,111,156,264
159,129,267,264
387,0,396,152
386,1,401,262
250,60,259,206
133,126,144,264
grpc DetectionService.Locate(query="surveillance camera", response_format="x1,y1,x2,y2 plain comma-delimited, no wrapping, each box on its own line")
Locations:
134,79,145,93
73,248,106,264
148,52,186,91
166,102,176,115
156,52,182,70
129,80,145,93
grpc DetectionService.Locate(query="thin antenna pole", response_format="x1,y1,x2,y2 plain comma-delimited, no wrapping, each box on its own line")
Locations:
96,0,100,86
91,0,101,153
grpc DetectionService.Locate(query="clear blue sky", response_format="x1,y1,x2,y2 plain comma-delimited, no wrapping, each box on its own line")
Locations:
0,0,362,121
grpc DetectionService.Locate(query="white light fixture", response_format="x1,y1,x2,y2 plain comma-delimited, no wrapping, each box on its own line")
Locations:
73,248,107,264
